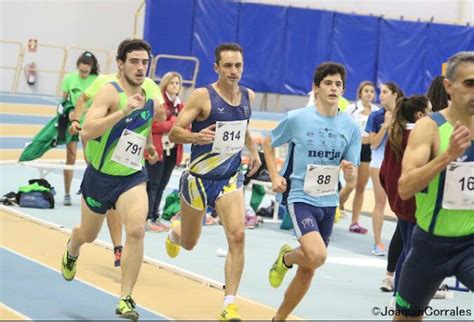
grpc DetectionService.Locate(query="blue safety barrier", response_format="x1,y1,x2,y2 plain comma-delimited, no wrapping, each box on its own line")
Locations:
144,0,474,99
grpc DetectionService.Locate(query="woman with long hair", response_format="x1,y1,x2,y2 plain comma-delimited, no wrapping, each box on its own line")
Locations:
366,82,404,256
61,51,100,206
427,75,450,112
379,95,431,303
145,71,185,231
340,81,379,234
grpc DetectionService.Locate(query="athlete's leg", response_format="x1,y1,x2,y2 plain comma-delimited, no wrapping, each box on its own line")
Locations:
370,167,387,247
64,141,77,198
454,243,474,291
274,231,326,320
339,181,355,210
145,161,163,222
106,209,123,247
215,189,246,297
68,196,107,256
115,183,148,297
154,154,177,219
351,161,370,225
170,197,206,250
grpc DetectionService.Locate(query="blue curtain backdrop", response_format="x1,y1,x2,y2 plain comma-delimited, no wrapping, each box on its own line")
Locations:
144,0,474,100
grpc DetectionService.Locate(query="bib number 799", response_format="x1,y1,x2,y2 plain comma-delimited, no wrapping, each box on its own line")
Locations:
126,141,142,155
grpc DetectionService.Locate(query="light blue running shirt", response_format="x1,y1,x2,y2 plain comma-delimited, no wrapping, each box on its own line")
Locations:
271,105,361,207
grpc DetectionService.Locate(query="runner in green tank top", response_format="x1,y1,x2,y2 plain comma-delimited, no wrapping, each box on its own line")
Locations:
66,40,166,269
60,39,165,321
395,51,474,320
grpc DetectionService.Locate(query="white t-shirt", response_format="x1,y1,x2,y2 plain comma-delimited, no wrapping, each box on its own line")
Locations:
345,100,380,138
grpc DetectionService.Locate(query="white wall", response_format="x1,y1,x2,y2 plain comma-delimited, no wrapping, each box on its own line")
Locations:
242,0,474,25
0,0,145,95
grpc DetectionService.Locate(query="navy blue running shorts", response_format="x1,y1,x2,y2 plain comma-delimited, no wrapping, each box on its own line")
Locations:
396,225,474,316
80,165,148,214
287,202,336,246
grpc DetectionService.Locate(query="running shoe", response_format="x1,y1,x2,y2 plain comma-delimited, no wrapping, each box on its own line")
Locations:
349,222,368,234
269,244,293,288
116,295,139,321
63,194,72,206
165,221,181,258
372,243,386,256
218,303,241,321
380,276,393,292
61,242,77,281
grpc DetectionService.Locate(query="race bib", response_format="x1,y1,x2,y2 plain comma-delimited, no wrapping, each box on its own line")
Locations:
442,161,474,210
111,129,146,170
162,134,175,156
212,120,247,154
303,164,340,197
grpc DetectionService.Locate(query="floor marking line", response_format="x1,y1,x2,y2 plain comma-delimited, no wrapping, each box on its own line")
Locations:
0,302,32,320
0,245,172,321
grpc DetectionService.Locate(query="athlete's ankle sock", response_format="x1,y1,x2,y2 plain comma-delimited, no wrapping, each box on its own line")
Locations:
67,250,78,261
223,295,235,308
67,240,79,259
168,229,178,243
282,252,292,269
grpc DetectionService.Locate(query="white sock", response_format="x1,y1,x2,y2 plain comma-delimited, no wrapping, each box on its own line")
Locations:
168,229,178,243
223,295,235,308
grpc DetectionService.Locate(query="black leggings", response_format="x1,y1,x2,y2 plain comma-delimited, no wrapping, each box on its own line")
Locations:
387,223,403,273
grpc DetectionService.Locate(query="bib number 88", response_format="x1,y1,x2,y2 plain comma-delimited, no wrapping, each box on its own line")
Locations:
317,175,331,185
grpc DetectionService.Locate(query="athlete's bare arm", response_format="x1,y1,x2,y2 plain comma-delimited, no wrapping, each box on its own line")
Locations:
263,135,287,193
341,160,358,183
398,117,470,200
369,111,391,149
244,89,261,176
69,93,90,135
82,84,143,141
169,88,215,145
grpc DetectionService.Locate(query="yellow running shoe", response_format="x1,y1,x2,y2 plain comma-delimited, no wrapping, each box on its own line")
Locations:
116,295,139,321
269,244,292,288
165,221,181,258
61,242,77,281
218,303,241,321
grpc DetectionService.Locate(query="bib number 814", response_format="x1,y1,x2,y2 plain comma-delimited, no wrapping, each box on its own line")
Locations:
222,130,241,141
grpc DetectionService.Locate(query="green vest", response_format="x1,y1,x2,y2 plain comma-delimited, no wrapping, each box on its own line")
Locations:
415,112,474,237
86,82,154,176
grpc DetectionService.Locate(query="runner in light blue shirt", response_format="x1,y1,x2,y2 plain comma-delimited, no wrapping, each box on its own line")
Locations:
263,62,361,321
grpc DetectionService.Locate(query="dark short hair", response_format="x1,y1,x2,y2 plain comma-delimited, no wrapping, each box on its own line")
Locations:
313,62,346,89
445,51,474,81
116,38,151,62
76,51,100,75
214,43,243,65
